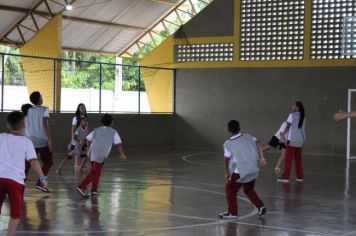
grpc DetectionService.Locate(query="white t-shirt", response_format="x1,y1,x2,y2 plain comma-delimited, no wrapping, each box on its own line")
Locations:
72,116,78,126
26,106,50,148
86,127,122,163
0,133,37,185
224,133,258,174
274,121,288,139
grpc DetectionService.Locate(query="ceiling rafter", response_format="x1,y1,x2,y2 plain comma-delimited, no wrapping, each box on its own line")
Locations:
0,0,45,41
118,0,187,56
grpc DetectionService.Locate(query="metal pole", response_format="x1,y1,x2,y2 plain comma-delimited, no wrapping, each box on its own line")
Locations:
347,89,351,160
53,59,56,113
138,66,141,114
1,54,4,112
99,63,102,113
173,69,177,114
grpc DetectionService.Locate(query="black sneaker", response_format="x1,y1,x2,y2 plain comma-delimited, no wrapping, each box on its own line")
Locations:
91,191,98,196
35,185,50,193
76,187,88,197
258,206,267,216
219,212,237,219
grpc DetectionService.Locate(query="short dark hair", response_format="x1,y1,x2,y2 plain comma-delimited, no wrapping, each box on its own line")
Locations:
30,91,41,105
7,111,25,130
228,120,240,134
79,117,88,123
21,103,33,116
101,113,113,126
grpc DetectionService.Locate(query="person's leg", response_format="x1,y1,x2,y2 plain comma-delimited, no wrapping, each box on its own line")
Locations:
74,156,81,168
281,146,295,180
6,179,24,236
56,156,73,174
91,162,103,193
275,148,286,173
79,156,88,172
262,144,272,152
224,173,242,216
36,147,53,186
78,162,97,189
295,147,304,180
242,179,264,208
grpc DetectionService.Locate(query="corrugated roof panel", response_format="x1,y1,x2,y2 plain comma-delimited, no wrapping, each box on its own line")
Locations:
0,11,25,39
113,1,171,28
0,0,38,9
102,30,140,53
62,21,105,49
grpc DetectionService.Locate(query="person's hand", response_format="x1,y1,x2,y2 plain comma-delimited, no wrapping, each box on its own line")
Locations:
119,154,127,161
225,174,230,183
259,157,267,168
333,110,345,121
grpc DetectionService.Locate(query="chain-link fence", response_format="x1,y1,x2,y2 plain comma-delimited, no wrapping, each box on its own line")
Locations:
0,53,175,114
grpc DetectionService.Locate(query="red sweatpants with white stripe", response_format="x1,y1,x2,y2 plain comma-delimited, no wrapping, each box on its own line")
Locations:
25,146,53,185
78,162,103,192
282,145,303,180
225,173,264,215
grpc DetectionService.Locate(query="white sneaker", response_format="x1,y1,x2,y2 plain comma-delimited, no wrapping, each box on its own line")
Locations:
277,178,289,183
258,206,267,216
76,187,88,197
296,179,304,182
219,212,237,219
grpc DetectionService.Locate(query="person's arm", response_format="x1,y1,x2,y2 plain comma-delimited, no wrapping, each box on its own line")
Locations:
116,144,127,161
43,116,52,151
334,110,356,121
29,159,48,188
280,115,292,141
256,141,267,168
71,125,76,139
224,157,230,182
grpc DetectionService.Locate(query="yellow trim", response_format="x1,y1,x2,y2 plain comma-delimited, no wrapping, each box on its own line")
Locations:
173,36,234,44
142,0,356,70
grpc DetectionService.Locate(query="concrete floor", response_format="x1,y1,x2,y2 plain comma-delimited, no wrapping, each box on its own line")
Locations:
1,150,356,236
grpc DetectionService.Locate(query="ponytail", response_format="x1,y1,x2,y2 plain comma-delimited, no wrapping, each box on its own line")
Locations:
296,101,305,128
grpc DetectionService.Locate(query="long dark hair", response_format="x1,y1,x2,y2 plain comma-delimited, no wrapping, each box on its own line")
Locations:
74,103,87,127
295,101,305,128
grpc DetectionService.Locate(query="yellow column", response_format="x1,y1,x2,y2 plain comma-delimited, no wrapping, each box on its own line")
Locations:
140,37,174,113
20,15,62,111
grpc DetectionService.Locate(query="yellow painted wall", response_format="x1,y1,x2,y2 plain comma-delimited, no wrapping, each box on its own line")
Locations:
141,37,174,112
20,15,62,110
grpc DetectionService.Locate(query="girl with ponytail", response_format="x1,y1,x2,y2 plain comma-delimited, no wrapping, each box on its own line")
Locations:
277,101,306,183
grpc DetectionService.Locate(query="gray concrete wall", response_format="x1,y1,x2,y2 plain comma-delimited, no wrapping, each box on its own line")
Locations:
175,67,356,155
0,113,175,153
174,0,234,38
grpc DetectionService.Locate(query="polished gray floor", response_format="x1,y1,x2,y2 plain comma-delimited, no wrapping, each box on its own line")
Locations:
1,150,356,235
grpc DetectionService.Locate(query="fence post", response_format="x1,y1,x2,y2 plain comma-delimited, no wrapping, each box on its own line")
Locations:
99,63,102,113
138,66,141,114
1,54,5,112
53,59,56,113
173,69,176,114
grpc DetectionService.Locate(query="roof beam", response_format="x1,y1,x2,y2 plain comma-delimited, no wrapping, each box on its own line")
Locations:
0,4,147,32
61,16,146,32
0,0,45,40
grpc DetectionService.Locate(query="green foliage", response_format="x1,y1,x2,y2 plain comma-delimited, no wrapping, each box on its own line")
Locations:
61,51,141,91
0,45,25,86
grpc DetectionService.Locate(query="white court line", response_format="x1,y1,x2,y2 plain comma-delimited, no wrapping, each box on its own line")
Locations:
181,152,340,236
340,230,356,236
182,152,218,166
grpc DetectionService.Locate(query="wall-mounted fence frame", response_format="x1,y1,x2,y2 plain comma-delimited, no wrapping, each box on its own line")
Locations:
0,52,176,114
